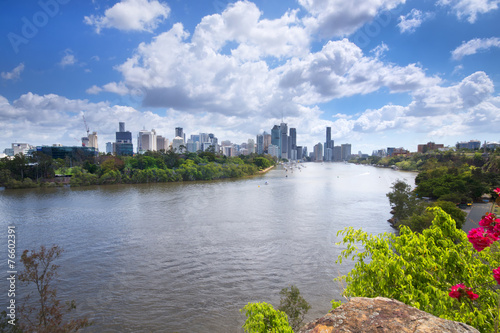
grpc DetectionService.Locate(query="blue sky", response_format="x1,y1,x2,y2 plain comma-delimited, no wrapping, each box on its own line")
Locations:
1,0,499,154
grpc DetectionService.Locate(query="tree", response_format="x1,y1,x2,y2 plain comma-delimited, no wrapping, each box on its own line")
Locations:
19,245,90,333
240,302,293,333
278,286,311,331
386,180,421,225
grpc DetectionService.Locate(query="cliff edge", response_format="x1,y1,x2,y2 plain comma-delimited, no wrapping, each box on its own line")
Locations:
298,297,479,333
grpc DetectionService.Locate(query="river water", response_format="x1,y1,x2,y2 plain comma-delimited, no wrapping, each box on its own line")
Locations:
0,163,416,332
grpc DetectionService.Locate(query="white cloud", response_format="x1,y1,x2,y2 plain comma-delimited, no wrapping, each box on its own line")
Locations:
60,50,77,68
1,63,25,80
192,1,309,60
102,82,130,95
370,43,389,58
438,0,500,23
397,8,433,33
299,0,406,38
86,85,102,95
84,0,170,33
451,37,500,60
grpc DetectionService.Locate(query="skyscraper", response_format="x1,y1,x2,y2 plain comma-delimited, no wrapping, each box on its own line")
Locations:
115,122,133,156
175,127,185,142
256,134,264,154
341,144,352,161
325,127,334,161
271,125,280,154
280,122,288,159
289,128,297,160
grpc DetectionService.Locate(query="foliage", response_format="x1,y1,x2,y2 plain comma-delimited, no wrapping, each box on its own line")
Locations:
278,285,311,331
240,302,293,333
335,207,498,332
0,150,275,188
386,180,421,224
18,245,90,333
386,180,467,232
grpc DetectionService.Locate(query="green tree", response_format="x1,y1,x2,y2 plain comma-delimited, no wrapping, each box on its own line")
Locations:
386,180,421,225
240,302,293,333
19,245,90,333
278,286,311,331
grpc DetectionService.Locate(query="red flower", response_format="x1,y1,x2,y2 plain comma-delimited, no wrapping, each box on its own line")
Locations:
479,213,495,229
493,267,500,285
465,290,479,300
449,284,465,299
449,284,478,300
468,227,495,251
494,188,500,195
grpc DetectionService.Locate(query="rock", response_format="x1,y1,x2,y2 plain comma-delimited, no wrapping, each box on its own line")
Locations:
298,297,479,333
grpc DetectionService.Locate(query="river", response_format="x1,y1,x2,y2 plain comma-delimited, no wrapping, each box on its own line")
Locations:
0,162,416,332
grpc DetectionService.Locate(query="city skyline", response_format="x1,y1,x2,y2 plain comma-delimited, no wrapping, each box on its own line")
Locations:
1,0,499,153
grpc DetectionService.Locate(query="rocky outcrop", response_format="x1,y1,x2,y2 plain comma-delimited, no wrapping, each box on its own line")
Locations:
298,297,479,333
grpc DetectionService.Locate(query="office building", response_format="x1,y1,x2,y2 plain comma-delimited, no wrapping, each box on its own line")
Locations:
256,134,264,154
314,143,323,161
280,122,288,159
115,122,133,156
289,128,297,160
172,136,185,152
341,144,351,161
157,136,168,151
333,146,342,161
324,127,334,161
263,132,271,153
137,129,157,154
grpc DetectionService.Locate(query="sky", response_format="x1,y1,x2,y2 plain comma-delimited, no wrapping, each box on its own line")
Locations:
1,0,500,154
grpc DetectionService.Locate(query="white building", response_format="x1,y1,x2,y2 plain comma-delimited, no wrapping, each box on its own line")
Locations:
137,129,157,153
172,136,185,152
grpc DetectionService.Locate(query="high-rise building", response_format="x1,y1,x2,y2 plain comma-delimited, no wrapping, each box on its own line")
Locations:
341,144,351,161
172,136,185,152
157,136,168,151
263,132,271,153
88,132,98,150
271,125,280,152
268,144,279,158
333,146,342,161
175,127,185,143
115,122,133,156
256,134,264,154
137,129,157,153
280,122,288,159
289,128,297,160
314,143,323,161
324,127,334,161
106,142,113,154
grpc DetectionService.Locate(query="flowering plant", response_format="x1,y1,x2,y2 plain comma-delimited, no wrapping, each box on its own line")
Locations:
452,187,500,331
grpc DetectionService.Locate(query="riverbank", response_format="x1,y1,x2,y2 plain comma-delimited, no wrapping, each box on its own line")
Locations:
258,165,275,173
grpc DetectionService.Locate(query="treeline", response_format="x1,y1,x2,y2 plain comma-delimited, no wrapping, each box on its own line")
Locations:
379,150,500,232
351,149,500,172
353,150,500,201
0,150,276,189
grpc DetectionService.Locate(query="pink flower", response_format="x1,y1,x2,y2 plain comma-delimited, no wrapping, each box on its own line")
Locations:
449,284,465,299
479,213,495,229
468,228,496,251
449,284,478,300
493,267,500,285
494,188,500,195
466,290,479,300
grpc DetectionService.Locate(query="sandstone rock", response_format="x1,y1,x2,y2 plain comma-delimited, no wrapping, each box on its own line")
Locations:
298,297,479,333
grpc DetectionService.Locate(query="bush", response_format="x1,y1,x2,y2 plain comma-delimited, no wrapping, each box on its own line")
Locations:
335,207,497,332
240,302,292,333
